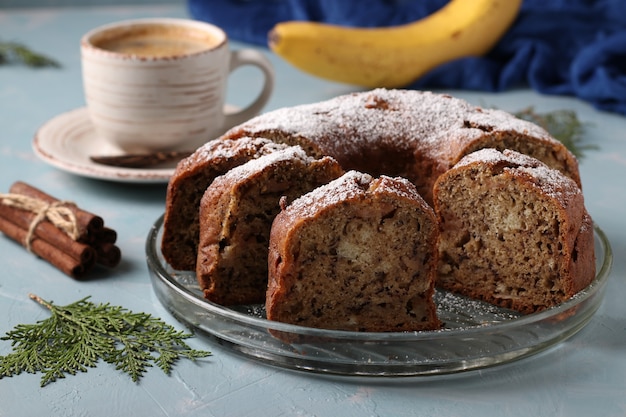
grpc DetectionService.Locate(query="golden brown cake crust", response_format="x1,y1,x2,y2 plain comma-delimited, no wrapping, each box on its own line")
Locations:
196,146,343,305
433,149,595,314
161,137,289,270
266,171,440,332
222,89,580,205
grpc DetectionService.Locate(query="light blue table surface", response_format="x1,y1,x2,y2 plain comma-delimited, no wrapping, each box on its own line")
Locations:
1,3,625,417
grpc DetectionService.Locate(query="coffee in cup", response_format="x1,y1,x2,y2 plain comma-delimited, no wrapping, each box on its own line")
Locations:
93,23,220,57
81,18,274,153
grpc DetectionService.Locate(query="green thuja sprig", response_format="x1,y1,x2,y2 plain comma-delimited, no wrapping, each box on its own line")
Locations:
0,41,60,68
0,294,211,387
514,107,597,159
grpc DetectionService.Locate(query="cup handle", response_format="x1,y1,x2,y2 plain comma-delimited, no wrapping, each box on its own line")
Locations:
223,49,275,129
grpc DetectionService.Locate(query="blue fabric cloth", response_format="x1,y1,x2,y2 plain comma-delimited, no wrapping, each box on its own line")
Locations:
188,0,626,115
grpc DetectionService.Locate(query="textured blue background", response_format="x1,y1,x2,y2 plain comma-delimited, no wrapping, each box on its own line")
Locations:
0,2,625,416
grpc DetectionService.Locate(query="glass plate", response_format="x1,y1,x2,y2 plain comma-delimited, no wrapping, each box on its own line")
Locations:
146,214,612,376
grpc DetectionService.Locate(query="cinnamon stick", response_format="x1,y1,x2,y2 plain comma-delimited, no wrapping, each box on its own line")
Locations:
0,203,96,264
94,242,121,268
94,227,117,244
0,215,94,279
0,181,122,278
9,181,104,242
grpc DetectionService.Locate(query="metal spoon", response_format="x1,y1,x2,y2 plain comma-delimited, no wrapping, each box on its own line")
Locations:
90,150,192,168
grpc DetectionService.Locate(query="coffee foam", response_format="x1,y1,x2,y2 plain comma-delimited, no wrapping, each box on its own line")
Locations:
91,23,224,57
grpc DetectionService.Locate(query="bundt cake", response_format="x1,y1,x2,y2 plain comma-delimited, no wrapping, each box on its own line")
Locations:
159,88,594,327
196,146,343,305
266,171,440,332
221,89,580,205
433,148,595,314
161,137,289,270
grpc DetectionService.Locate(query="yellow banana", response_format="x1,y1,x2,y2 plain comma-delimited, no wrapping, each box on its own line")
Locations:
268,0,522,88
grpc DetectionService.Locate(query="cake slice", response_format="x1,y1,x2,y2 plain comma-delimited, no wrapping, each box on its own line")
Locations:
266,171,440,332
196,146,343,305
433,148,595,314
161,137,289,270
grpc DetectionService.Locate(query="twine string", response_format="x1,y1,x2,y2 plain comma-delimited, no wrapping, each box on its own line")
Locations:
0,193,80,251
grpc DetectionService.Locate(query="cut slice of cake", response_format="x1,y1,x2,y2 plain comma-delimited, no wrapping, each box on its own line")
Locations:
196,146,343,305
161,137,289,270
266,171,440,332
433,148,595,314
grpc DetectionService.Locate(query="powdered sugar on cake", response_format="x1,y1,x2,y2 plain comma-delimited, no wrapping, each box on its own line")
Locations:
215,145,314,184
178,137,288,172
284,171,372,219
284,170,427,219
227,89,557,159
456,148,582,201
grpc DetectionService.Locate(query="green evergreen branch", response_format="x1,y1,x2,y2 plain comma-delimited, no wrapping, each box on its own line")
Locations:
0,41,61,68
0,294,211,387
513,107,597,159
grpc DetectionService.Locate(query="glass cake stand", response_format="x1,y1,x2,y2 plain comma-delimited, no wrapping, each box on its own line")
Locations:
146,214,612,377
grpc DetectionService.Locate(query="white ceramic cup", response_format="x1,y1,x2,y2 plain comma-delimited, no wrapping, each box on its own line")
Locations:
81,18,274,153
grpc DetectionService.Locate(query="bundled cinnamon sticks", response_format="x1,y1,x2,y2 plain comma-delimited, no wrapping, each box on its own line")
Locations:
0,181,121,279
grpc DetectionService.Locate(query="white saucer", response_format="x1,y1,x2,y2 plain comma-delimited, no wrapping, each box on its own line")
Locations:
33,106,235,183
